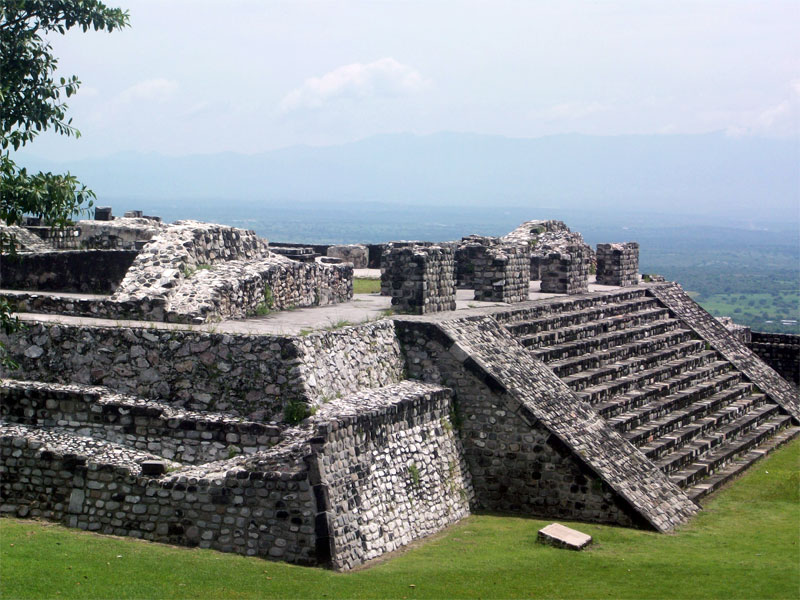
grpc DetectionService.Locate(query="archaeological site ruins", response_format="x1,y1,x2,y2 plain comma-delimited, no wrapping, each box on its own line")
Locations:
1,210,798,570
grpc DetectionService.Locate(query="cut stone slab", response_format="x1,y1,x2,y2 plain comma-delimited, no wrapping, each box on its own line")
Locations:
537,523,592,550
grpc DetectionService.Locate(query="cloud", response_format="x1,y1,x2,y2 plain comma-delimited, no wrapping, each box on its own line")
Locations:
529,101,609,121
117,78,179,104
727,80,800,137
279,58,426,112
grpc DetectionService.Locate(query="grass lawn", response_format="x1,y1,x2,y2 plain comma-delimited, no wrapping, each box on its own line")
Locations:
1,439,798,599
353,277,381,294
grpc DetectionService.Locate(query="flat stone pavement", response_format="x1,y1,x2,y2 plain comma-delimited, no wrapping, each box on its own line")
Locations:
6,277,625,337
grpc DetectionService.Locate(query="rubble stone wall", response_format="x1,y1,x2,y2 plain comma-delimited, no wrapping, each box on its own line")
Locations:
75,217,164,250
0,250,137,293
1,381,283,464
395,320,642,527
748,332,800,385
0,425,318,563
472,244,530,303
327,245,368,268
596,243,639,287
310,382,472,570
380,244,456,314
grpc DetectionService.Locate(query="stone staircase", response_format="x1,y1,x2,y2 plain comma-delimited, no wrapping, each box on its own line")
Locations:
499,288,799,501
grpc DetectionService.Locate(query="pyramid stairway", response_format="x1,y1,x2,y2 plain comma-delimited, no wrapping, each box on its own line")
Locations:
499,288,799,501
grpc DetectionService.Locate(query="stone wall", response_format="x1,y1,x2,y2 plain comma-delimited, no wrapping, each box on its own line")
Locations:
0,250,137,293
380,244,456,314
748,332,800,385
327,245,368,268
74,217,164,250
395,315,698,532
596,242,639,287
1,319,405,420
0,423,318,563
1,380,283,464
0,321,306,419
296,320,405,407
471,244,530,303
310,381,472,570
540,244,590,294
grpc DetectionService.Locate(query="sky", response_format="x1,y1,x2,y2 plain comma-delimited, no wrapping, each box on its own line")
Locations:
23,0,800,160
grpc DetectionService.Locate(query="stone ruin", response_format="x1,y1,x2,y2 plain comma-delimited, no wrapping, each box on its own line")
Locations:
1,213,798,571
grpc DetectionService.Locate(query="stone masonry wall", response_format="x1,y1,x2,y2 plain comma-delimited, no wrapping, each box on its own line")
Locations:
1,320,406,420
381,244,456,314
0,424,318,563
0,250,137,293
596,242,639,287
747,332,800,386
327,245,368,268
472,244,530,303
540,244,590,294
1,380,284,464
309,381,472,570
296,321,406,407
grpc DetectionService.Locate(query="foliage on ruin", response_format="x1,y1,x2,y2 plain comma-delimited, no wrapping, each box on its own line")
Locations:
0,0,128,364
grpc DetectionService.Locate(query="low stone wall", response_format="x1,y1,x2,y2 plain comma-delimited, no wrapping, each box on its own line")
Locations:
0,250,137,293
74,217,164,250
454,235,498,289
165,258,353,323
540,244,590,294
748,332,800,385
380,244,456,314
327,245,368,268
1,380,283,464
0,423,318,563
596,242,639,287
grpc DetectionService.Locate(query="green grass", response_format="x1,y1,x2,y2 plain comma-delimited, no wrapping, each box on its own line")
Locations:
2,439,798,599
353,277,381,294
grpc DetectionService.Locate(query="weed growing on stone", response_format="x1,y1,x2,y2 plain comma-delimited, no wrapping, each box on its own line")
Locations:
283,399,312,424
408,463,421,488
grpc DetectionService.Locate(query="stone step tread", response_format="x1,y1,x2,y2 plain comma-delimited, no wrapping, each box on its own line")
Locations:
498,289,649,325
562,340,705,389
611,377,752,434
668,415,794,490
520,307,671,347
634,393,768,455
686,426,800,500
577,350,719,404
505,296,661,335
532,319,688,362
549,330,700,377
596,362,737,418
656,404,783,472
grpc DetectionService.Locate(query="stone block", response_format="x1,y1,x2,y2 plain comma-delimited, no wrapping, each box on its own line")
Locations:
537,523,592,550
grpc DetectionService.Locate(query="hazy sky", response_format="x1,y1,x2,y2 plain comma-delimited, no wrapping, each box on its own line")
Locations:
24,0,800,160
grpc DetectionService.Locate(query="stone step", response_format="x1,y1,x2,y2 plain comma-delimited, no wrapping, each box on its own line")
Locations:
495,288,649,327
532,318,687,364
504,296,661,338
635,392,768,460
577,350,719,406
562,340,705,392
550,329,699,378
608,373,748,433
687,425,800,501
597,361,736,420
520,307,671,349
657,404,784,476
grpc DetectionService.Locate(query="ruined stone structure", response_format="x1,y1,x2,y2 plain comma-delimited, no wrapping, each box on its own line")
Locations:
1,216,797,571
380,243,456,314
540,244,591,294
596,242,639,287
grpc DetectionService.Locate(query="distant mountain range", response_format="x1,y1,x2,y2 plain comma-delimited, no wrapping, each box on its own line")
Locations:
17,132,799,222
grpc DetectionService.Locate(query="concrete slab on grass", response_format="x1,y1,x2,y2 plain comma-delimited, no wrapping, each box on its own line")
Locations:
537,523,592,550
